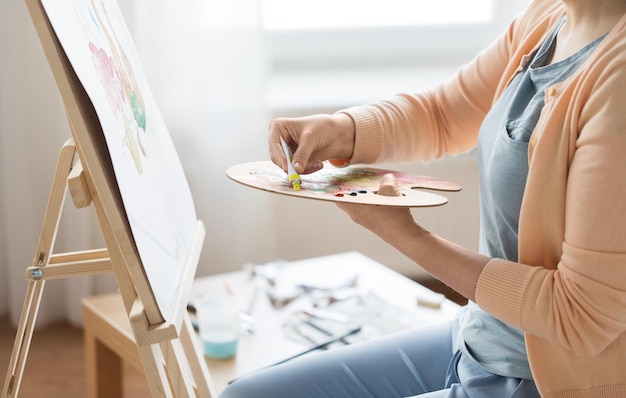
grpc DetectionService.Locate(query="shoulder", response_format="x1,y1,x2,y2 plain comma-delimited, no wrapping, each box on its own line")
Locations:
509,0,565,44
577,17,626,128
594,17,626,66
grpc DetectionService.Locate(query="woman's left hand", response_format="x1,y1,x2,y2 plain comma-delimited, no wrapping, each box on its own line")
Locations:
338,173,488,302
336,173,416,236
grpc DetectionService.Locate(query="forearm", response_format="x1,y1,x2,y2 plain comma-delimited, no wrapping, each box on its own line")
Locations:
363,208,488,301
394,225,488,302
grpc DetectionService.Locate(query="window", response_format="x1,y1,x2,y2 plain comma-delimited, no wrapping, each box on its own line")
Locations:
262,0,530,70
262,0,493,31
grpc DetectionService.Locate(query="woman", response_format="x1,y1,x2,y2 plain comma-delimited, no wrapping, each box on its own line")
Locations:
220,0,626,396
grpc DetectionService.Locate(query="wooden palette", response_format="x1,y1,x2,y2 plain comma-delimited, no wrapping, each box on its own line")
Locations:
226,161,462,207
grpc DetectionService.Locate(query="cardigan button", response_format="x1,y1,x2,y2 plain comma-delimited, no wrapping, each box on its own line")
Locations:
546,87,556,96
530,137,538,147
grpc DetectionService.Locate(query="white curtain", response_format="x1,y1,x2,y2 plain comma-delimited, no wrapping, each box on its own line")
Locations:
0,0,272,327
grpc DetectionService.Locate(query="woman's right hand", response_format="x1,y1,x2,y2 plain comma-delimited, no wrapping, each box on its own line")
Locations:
269,113,356,175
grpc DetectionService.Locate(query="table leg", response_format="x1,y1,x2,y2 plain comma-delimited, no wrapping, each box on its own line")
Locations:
85,328,123,398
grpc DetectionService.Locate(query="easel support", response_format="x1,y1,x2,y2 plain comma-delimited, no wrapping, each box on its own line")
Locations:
26,249,112,281
2,140,215,397
10,1,218,395
2,140,112,397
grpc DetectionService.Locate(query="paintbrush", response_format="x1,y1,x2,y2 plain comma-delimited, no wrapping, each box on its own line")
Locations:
228,326,362,385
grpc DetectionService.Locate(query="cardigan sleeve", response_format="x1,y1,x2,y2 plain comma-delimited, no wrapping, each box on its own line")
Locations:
339,0,562,166
338,20,515,165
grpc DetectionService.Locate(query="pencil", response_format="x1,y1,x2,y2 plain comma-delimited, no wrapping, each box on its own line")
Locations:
228,326,362,385
262,326,361,367
279,136,302,191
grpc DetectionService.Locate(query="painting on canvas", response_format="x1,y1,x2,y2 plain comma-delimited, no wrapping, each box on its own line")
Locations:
41,0,197,320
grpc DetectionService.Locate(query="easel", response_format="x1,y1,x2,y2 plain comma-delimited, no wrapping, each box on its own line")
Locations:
2,0,215,397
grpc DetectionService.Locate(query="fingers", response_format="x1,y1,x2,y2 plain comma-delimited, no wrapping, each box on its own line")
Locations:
377,173,401,197
268,118,297,171
268,114,354,175
269,118,323,175
290,132,322,174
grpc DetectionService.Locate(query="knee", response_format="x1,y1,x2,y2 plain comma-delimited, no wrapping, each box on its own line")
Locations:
218,376,269,398
218,381,248,398
218,383,245,398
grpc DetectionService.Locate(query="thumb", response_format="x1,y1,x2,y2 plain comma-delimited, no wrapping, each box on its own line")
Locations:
377,173,401,197
290,136,322,174
289,149,309,174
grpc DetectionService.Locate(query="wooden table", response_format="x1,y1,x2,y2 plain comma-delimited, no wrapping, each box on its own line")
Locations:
82,252,460,397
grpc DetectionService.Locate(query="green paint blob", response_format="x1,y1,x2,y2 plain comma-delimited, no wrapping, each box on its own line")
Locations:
130,91,146,131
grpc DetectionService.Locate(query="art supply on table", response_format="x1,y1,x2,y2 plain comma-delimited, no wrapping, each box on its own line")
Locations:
196,296,243,359
302,308,351,323
279,137,301,191
300,313,352,346
228,325,362,386
268,326,362,366
416,291,446,309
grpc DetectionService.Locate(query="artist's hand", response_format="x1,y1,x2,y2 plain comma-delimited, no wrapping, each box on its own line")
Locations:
269,113,355,175
337,173,415,234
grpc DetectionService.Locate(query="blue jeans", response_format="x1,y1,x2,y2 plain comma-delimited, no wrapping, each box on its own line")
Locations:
219,320,539,398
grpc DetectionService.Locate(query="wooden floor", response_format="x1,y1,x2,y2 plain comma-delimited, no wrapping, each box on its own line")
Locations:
0,317,150,397
0,279,465,397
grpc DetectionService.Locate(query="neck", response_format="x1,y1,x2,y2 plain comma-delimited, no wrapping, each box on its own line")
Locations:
550,0,626,63
561,0,626,36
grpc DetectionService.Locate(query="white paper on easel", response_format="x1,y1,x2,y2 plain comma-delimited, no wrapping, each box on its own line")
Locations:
40,0,197,321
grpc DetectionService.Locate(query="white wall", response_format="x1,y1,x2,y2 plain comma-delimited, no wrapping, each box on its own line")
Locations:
0,0,7,316
0,0,107,323
0,0,517,322
127,1,278,278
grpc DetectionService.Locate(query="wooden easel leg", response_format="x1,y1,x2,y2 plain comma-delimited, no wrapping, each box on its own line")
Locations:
180,314,215,397
137,344,173,398
2,140,76,398
1,280,45,398
160,340,195,398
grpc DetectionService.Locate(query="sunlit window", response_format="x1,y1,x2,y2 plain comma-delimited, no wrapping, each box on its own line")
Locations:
262,0,493,31
197,0,530,70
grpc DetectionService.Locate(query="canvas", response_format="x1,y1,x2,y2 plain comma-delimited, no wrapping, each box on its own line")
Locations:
41,0,197,320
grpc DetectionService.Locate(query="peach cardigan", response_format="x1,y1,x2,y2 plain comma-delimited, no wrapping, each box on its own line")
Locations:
343,0,626,396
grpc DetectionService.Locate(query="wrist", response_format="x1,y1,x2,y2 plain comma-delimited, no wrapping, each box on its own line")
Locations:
335,107,382,165
332,112,356,161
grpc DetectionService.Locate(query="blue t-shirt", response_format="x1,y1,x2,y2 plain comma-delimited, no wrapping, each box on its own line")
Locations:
457,17,605,380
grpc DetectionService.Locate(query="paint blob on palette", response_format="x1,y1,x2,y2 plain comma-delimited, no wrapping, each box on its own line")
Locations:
226,161,462,207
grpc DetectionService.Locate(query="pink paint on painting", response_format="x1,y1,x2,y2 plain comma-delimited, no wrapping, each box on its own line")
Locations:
89,41,125,115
